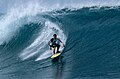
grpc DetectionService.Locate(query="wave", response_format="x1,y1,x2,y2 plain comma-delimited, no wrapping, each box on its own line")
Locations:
19,21,67,61
0,2,120,78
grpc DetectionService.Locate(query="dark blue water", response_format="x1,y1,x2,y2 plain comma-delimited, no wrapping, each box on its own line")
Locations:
0,6,120,79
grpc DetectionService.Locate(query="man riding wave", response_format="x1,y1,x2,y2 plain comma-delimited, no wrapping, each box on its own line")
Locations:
48,34,65,54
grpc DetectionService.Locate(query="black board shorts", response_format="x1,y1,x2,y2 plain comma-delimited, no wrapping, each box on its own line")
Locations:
50,44,60,48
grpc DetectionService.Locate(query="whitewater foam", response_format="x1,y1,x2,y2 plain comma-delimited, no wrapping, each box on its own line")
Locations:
19,21,67,61
0,1,49,45
0,0,119,59
0,0,120,14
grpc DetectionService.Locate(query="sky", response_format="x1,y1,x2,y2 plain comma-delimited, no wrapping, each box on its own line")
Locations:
0,0,120,13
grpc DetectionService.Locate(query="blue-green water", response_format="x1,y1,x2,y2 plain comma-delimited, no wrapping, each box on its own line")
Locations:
0,6,120,79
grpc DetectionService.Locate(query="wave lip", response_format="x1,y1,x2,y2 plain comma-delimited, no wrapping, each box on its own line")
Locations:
0,0,120,13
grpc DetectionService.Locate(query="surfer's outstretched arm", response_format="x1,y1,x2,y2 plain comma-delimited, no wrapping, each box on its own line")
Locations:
48,40,52,50
58,39,65,47
48,41,50,46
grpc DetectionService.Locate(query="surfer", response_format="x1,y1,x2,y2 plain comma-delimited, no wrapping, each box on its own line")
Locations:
48,34,65,54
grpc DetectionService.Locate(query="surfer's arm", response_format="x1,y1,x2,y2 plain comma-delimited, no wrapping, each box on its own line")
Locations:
58,39,65,47
48,40,52,50
48,41,51,46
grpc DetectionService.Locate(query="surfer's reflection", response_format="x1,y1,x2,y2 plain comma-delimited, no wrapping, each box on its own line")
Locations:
52,55,65,79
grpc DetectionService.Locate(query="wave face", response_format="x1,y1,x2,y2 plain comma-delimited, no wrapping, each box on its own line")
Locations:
0,5,120,79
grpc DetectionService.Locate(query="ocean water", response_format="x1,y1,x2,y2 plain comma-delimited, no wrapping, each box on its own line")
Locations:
0,1,120,79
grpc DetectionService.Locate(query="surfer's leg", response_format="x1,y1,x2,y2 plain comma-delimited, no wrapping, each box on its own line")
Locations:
53,47,56,54
56,44,60,53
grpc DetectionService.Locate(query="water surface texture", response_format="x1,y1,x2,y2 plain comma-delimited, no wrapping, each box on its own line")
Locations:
0,1,120,79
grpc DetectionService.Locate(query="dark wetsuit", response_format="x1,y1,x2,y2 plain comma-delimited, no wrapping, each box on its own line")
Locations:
50,38,60,47
49,38,61,53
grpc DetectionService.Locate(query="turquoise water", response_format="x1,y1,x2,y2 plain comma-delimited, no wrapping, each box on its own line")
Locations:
0,6,120,79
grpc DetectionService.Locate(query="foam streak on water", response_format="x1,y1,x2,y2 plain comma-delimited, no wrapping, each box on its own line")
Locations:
19,21,67,61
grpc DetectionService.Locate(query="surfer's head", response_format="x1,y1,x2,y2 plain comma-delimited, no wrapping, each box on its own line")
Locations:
53,34,57,38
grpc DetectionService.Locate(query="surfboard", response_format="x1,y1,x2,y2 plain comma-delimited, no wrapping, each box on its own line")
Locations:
51,52,61,59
